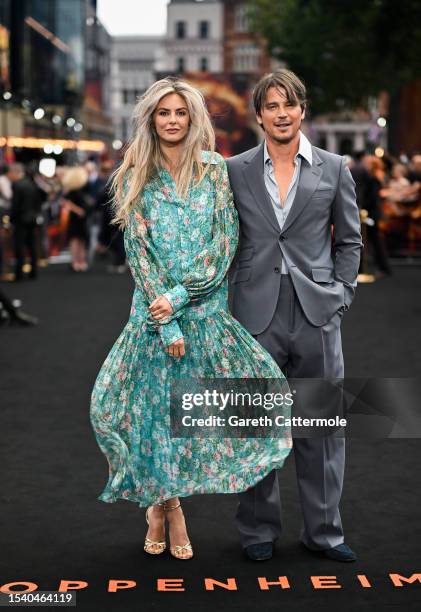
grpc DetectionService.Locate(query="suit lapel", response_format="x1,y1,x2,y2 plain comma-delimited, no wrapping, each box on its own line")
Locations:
282,146,323,233
242,143,281,232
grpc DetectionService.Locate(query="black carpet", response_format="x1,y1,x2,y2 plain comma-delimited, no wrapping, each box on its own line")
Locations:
1,262,420,611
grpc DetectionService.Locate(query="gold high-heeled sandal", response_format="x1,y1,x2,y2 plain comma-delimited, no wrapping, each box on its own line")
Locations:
164,501,193,560
144,503,166,555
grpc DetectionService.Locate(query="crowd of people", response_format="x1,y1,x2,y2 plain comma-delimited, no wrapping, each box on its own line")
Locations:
348,152,421,276
0,157,126,325
0,158,126,282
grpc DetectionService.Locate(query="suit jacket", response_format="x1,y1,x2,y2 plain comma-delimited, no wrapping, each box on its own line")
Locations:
226,142,363,333
10,176,43,225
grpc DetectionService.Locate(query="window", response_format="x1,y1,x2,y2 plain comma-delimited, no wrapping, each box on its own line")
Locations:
234,4,249,32
233,44,259,73
119,59,152,72
176,57,185,73
122,89,141,104
199,20,209,39
175,21,186,39
199,57,208,72
121,118,129,141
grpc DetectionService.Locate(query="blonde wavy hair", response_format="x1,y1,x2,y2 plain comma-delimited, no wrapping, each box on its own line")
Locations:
61,166,88,193
110,77,216,228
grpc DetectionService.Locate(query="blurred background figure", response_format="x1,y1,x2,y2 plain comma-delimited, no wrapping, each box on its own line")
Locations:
26,161,51,265
408,154,421,185
362,154,392,277
349,151,371,212
350,152,392,278
380,162,411,204
0,165,12,278
97,161,127,274
61,167,91,272
84,160,102,266
7,163,44,282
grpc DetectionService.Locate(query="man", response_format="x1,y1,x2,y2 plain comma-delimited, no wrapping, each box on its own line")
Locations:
226,69,362,563
8,163,44,281
350,151,391,276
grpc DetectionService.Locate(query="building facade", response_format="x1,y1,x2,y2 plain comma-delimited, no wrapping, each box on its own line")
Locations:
223,0,271,76
164,0,223,74
110,35,163,143
0,0,113,163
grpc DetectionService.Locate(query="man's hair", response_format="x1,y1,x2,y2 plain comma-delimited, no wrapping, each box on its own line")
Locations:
252,69,307,116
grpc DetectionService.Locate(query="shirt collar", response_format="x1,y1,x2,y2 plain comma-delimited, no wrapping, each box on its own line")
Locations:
264,130,313,167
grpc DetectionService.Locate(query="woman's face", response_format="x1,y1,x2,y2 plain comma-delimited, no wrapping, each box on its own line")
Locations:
153,93,190,146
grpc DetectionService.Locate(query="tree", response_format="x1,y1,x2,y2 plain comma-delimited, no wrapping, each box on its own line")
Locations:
249,0,421,117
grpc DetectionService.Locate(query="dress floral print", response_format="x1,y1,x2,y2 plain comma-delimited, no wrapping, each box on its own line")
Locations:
90,151,292,507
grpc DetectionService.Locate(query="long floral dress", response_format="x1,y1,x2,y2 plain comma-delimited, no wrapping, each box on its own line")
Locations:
90,151,292,507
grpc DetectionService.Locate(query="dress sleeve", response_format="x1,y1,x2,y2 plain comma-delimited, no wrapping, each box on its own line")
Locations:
123,173,184,347
176,156,239,300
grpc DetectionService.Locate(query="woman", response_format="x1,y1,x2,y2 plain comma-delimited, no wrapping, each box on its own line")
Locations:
61,166,90,272
90,78,292,560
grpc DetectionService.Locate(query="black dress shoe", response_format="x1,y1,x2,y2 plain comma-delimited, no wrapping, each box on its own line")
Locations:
244,542,273,561
324,543,357,562
302,542,357,562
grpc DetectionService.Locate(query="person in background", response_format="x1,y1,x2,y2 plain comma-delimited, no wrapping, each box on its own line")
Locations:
84,160,102,266
408,154,421,184
362,155,392,277
97,161,127,274
0,165,12,277
350,151,372,211
61,167,90,272
7,163,43,281
26,161,49,262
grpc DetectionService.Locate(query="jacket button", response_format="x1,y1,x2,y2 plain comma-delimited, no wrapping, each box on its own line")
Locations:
279,235,286,241
274,267,280,273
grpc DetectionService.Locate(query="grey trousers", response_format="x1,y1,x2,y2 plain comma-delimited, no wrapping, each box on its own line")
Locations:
236,275,345,550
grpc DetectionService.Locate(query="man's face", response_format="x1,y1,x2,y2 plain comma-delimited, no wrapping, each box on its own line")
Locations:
257,86,305,145
7,169,20,182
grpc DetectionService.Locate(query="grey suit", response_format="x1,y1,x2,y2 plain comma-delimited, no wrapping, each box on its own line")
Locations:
226,141,362,550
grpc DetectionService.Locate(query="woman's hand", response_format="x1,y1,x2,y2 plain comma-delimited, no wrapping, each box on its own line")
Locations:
149,295,173,321
166,338,185,358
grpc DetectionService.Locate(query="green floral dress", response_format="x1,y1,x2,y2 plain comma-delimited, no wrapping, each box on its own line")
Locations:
90,151,292,507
